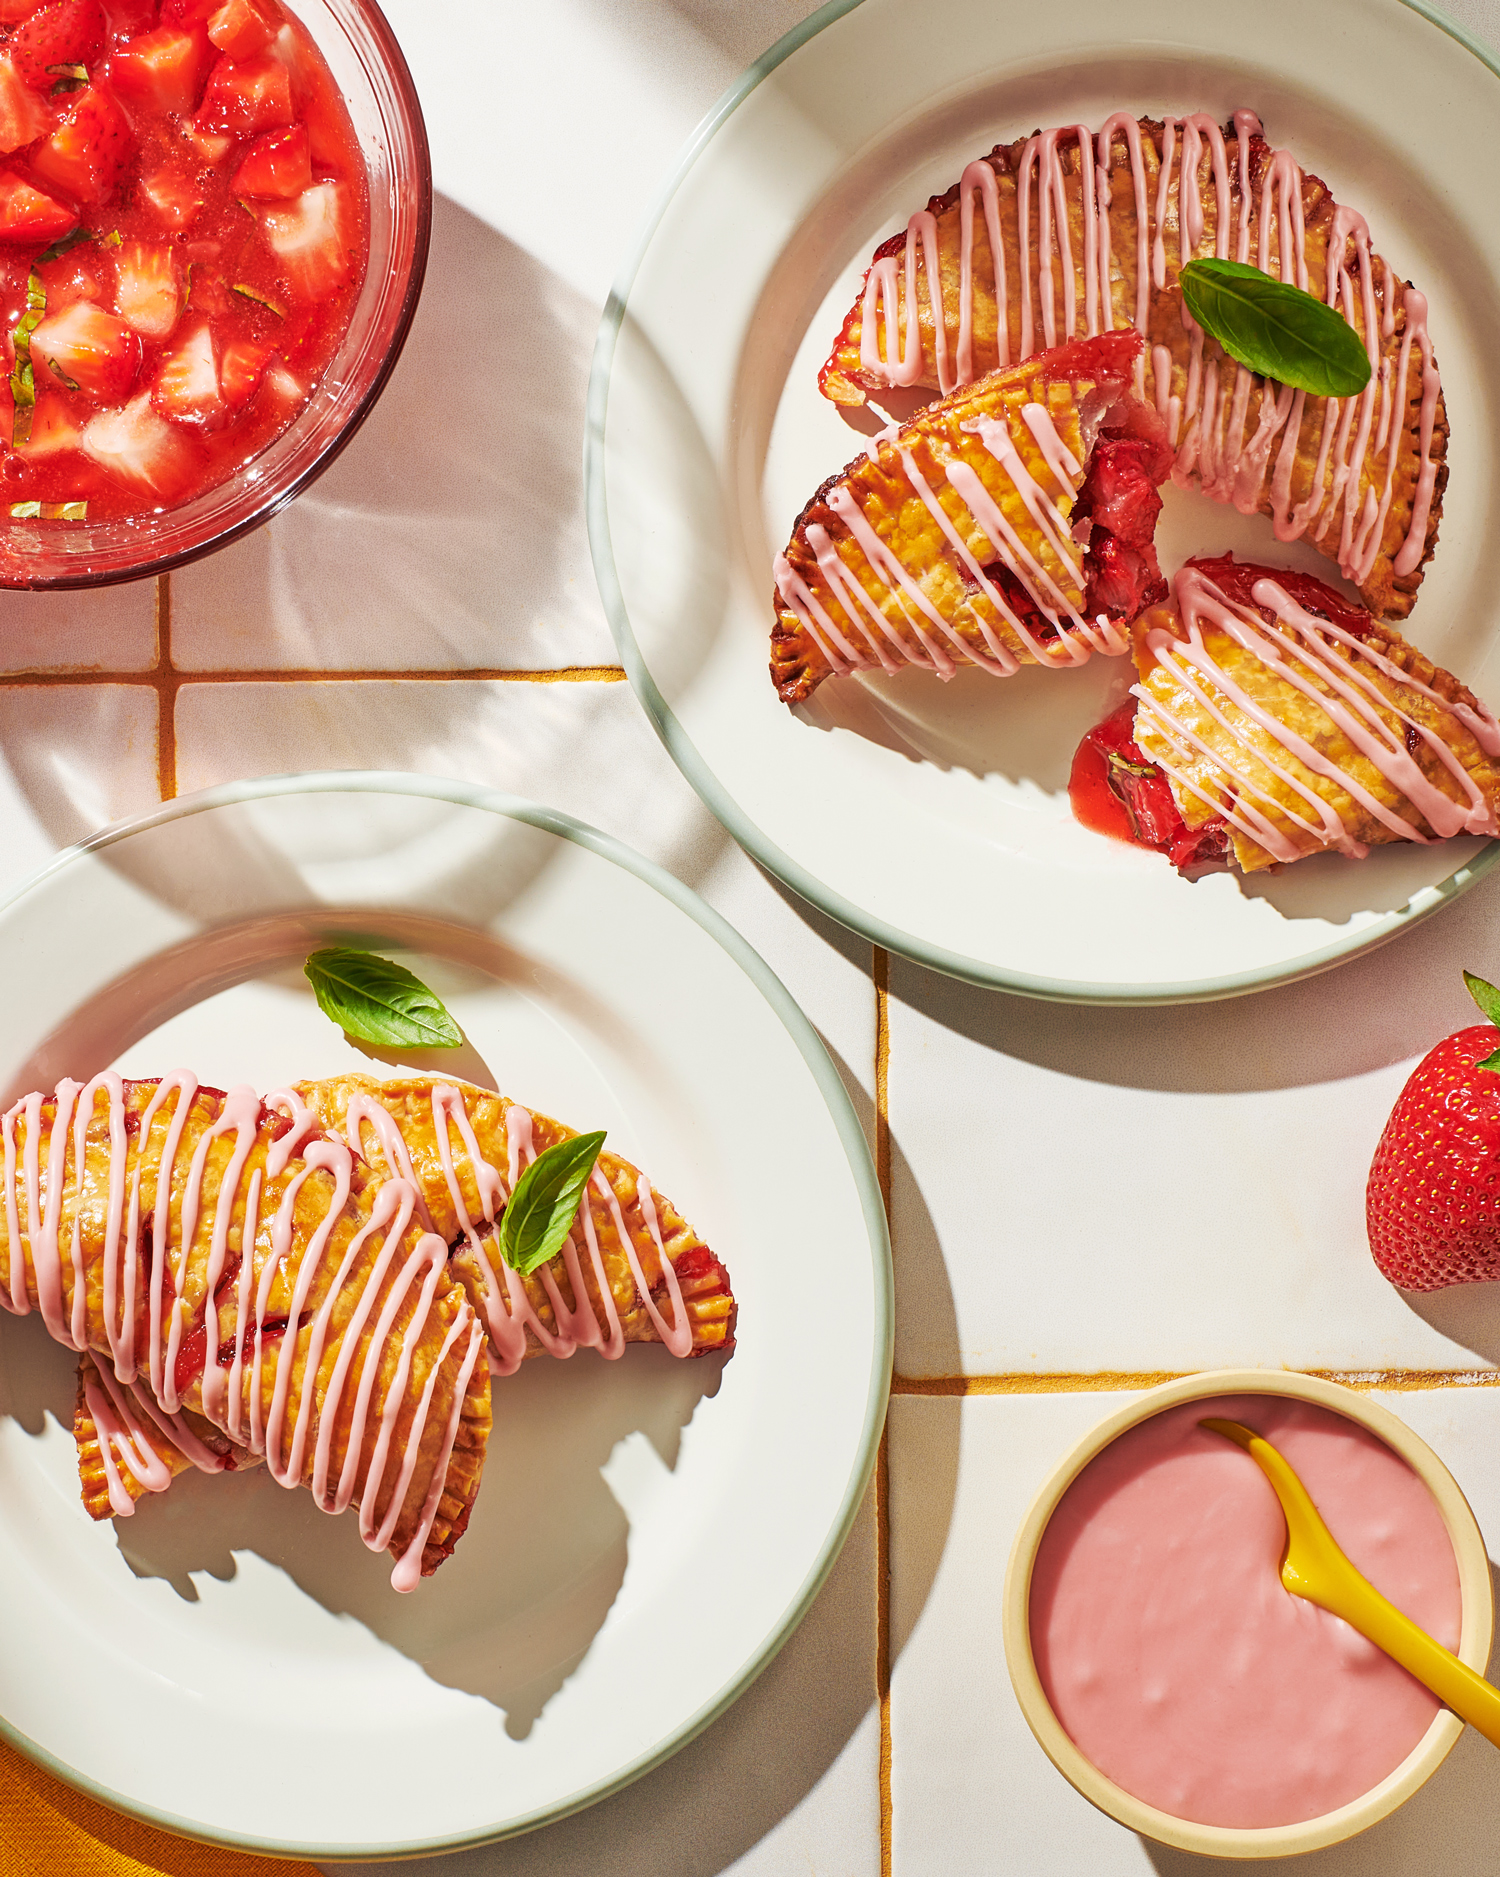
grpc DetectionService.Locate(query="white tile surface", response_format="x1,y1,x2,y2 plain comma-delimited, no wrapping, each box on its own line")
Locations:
888,1388,1500,1877
169,196,614,675
174,675,876,1135
324,1485,881,1877
17,0,1500,1869
887,861,1500,1379
0,579,156,675
380,0,832,308
0,685,158,894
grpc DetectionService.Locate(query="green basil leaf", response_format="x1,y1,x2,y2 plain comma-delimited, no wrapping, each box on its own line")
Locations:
232,281,284,317
9,269,46,447
1179,258,1372,398
499,1131,607,1277
36,225,90,266
304,947,462,1049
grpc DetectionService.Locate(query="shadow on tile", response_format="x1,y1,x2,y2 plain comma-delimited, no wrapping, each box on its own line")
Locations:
756,862,882,979
889,1124,962,1382
0,685,160,858
0,576,157,675
169,194,624,671
1140,1553,1500,1876
350,1488,885,1877
1397,1285,1500,1368
107,1344,725,1740
886,863,1500,1095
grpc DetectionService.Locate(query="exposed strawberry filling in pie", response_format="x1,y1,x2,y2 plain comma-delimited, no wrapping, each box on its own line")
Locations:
1068,699,1231,868
0,0,366,521
771,330,1173,703
1070,555,1500,873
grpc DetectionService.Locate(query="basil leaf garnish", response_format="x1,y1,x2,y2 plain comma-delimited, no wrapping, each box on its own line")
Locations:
304,947,462,1049
36,225,90,266
12,500,86,519
499,1131,607,1277
9,268,45,446
232,281,284,317
1179,258,1372,398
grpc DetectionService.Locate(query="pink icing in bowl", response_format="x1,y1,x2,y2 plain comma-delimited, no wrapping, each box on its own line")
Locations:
1003,1371,1494,1859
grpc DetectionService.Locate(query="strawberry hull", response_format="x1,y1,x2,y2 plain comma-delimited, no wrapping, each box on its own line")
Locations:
0,0,368,523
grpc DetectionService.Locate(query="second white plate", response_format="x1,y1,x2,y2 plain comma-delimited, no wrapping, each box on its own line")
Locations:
589,0,1500,1002
0,774,889,1859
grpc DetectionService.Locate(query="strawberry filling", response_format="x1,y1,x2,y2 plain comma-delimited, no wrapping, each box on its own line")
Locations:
954,337,1172,648
1069,699,1232,870
1182,551,1376,639
1074,392,1172,626
1069,556,1374,870
0,0,367,521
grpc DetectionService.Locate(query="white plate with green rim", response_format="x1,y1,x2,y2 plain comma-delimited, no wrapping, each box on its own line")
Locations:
587,0,1500,1004
0,773,889,1859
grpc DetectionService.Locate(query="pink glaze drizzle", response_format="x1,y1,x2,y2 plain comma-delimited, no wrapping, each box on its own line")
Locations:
1134,569,1500,860
0,1074,481,1591
81,1357,227,1517
333,1086,689,1378
773,388,1126,682
850,111,1436,589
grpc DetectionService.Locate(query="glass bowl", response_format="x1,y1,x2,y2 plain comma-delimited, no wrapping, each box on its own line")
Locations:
0,0,431,590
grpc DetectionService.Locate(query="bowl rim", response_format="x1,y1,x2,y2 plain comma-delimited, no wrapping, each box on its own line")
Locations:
0,0,434,592
1001,1367,1495,1860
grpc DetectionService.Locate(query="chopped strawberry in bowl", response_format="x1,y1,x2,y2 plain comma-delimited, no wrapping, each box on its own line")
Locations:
0,0,429,587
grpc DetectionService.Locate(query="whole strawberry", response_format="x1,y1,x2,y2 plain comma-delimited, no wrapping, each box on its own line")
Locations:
1368,971,1500,1290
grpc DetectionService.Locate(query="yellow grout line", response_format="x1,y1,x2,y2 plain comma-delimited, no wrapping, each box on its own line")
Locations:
874,946,890,1214
154,572,176,802
892,1369,1500,1396
875,1415,892,1877
872,944,892,1877
0,665,628,685
162,665,629,684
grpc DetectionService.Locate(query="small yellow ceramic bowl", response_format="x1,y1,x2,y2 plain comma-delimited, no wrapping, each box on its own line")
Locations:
1003,1368,1494,1860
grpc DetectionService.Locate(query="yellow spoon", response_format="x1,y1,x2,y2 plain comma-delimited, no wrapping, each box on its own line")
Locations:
1200,1417,1500,1750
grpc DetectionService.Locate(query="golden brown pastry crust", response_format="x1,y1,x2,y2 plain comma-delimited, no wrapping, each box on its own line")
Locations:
63,1074,734,1555
3,1078,488,1579
73,1349,263,1520
296,1074,737,1364
773,335,1148,704
819,116,1445,619
1131,567,1500,872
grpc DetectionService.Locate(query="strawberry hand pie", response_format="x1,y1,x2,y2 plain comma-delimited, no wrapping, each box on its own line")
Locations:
772,329,1171,703
817,111,1444,619
24,1073,735,1577
1072,556,1500,873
